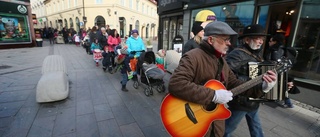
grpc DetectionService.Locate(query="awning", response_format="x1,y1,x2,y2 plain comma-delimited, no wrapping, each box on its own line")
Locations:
38,17,47,23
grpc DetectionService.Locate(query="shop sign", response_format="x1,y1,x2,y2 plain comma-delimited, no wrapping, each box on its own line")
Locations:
158,0,183,14
0,1,28,15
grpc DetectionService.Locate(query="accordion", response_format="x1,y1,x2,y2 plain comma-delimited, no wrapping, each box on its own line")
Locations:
248,62,286,101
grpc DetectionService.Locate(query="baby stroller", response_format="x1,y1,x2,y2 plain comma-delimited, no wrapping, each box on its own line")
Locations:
133,51,166,96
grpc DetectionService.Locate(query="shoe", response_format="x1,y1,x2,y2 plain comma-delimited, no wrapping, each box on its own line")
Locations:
102,67,106,72
121,85,128,92
96,62,99,66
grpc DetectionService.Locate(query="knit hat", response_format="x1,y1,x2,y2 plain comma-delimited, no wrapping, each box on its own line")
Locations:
131,29,139,35
204,21,237,36
192,23,203,35
195,10,216,23
238,24,269,39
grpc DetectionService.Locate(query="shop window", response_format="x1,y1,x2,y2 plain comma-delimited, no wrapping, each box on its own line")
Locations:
191,0,255,46
291,0,320,80
0,13,31,45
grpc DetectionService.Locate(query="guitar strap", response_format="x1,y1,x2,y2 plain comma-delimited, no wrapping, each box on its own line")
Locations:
236,48,264,62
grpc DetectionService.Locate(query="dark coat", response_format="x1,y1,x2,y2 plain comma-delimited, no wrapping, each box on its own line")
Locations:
225,44,265,111
182,38,199,55
169,40,244,137
120,55,131,74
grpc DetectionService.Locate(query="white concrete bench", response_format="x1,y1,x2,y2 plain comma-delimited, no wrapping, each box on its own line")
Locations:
165,50,181,74
42,55,67,74
36,55,69,103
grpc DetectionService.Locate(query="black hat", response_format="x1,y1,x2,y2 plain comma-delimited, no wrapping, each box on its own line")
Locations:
191,22,203,35
238,24,268,39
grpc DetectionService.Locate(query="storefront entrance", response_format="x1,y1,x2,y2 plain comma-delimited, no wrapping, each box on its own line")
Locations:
161,16,183,50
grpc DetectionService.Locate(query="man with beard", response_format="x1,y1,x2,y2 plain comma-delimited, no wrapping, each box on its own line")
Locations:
224,24,277,137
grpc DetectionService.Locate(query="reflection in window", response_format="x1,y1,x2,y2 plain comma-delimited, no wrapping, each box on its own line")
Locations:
0,13,31,44
163,19,169,50
291,0,320,80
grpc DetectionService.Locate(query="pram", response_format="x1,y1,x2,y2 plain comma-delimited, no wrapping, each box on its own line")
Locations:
133,51,166,96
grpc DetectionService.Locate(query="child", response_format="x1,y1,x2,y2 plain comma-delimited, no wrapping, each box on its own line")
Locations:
119,46,132,92
74,34,80,47
91,38,102,66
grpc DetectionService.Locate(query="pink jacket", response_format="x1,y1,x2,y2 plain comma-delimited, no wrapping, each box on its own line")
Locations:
107,36,121,52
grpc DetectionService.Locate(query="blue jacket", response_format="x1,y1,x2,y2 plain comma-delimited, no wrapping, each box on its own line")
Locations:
91,43,101,51
126,36,145,57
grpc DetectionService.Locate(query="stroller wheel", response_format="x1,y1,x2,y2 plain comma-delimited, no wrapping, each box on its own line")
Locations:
157,84,165,93
133,81,139,89
144,87,151,96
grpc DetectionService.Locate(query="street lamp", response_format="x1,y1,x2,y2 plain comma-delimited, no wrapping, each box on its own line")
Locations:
82,0,86,28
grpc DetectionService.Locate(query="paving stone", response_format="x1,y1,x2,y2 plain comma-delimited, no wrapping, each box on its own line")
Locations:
22,91,40,108
111,105,135,126
270,125,304,137
107,94,125,107
98,119,122,137
53,107,76,136
141,123,169,137
120,123,145,137
125,100,159,128
0,117,14,128
0,101,24,117
2,85,35,92
0,90,32,103
76,100,94,116
94,104,114,122
37,104,59,118
28,116,56,137
3,107,38,137
76,113,99,137
76,86,91,102
53,132,76,137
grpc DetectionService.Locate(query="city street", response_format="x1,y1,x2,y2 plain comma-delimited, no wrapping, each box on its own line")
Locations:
0,41,319,137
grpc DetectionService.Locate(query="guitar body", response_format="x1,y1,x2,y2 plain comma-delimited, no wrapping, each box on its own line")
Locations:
160,80,231,137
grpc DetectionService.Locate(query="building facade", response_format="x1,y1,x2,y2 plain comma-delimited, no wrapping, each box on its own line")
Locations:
36,0,158,39
0,0,36,49
158,0,320,86
30,0,47,29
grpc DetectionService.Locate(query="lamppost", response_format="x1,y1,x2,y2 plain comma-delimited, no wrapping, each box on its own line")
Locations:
82,0,87,29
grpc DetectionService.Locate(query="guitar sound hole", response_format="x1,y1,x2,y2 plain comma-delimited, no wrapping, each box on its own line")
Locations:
205,103,217,111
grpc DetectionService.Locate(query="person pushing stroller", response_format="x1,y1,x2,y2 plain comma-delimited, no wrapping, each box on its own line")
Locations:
126,29,146,79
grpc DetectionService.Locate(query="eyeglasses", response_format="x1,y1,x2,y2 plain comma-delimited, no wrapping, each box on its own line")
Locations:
212,36,231,43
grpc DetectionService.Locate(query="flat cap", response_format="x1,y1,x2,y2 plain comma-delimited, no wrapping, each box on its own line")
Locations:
204,21,237,36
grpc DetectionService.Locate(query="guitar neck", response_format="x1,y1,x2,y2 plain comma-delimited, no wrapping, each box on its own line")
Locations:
230,74,264,97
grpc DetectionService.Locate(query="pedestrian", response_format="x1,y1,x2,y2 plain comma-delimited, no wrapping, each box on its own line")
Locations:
89,26,99,46
74,34,80,47
182,23,203,55
168,21,277,137
119,46,132,92
266,33,297,108
126,29,145,78
48,27,54,45
224,24,277,137
107,29,121,72
91,38,102,66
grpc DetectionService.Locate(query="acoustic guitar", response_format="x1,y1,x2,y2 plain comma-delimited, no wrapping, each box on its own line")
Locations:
160,60,291,137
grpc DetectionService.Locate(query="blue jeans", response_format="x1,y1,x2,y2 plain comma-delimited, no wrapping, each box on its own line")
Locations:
121,73,128,86
224,108,263,137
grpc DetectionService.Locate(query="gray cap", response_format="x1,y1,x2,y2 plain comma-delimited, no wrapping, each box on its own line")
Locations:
204,21,237,36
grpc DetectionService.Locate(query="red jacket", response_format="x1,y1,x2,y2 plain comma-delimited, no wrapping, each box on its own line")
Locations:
107,36,121,52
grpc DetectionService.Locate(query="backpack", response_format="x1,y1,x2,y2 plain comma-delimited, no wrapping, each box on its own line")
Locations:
282,47,298,64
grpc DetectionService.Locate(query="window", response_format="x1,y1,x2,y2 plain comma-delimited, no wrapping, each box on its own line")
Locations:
68,0,70,8
136,1,139,11
96,0,102,4
121,0,125,6
74,0,77,6
129,0,132,9
62,0,64,10
142,3,144,13
0,13,31,44
147,5,149,14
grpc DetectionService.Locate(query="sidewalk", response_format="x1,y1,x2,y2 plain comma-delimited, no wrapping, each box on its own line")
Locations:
0,41,319,137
